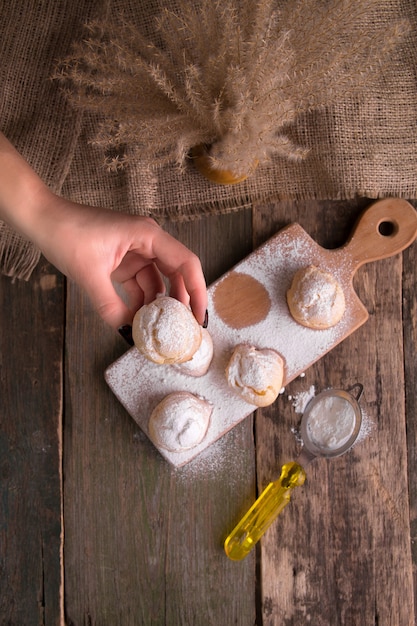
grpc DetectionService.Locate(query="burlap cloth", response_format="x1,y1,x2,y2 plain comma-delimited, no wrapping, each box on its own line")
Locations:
1,0,417,280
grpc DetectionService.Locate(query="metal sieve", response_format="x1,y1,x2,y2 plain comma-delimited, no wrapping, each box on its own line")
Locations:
300,384,363,459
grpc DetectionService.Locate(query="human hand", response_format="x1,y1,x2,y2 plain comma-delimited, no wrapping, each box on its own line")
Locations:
0,131,207,332
34,194,208,331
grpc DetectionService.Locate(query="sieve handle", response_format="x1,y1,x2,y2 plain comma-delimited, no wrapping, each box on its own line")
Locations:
224,461,306,561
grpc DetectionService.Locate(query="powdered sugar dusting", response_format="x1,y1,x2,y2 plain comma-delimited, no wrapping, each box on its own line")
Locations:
173,430,249,482
354,407,375,445
291,385,316,413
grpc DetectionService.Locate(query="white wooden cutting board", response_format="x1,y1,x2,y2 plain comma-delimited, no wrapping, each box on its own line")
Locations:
105,198,417,466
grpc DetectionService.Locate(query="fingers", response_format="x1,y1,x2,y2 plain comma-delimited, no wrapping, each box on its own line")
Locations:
118,277,144,314
168,267,207,325
85,275,134,330
146,229,208,325
84,260,168,329
114,258,166,309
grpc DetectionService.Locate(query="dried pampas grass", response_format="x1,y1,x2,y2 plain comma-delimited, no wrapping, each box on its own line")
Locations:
55,0,409,179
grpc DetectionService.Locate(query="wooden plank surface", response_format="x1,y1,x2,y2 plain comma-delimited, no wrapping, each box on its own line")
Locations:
63,210,257,625
403,221,417,615
252,200,416,625
1,198,416,625
0,259,64,625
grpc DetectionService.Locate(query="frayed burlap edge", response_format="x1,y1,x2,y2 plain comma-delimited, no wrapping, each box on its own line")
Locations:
0,223,41,281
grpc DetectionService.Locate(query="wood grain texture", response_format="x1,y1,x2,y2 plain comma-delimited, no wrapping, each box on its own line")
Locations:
213,271,271,328
3,200,416,625
253,200,415,626
63,210,257,625
403,201,417,614
0,260,64,625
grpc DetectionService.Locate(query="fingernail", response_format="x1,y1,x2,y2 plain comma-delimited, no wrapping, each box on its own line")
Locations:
202,309,209,329
118,324,134,346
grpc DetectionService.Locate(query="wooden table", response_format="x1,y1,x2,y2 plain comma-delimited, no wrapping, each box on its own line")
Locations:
1,198,416,625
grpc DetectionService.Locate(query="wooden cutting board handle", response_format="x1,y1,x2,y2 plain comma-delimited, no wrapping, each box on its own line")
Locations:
340,198,417,273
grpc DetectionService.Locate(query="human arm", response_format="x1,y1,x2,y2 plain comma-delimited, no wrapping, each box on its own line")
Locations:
0,131,208,330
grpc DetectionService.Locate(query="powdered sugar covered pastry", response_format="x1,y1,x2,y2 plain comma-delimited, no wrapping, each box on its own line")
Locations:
148,391,212,452
226,344,284,407
286,265,345,329
132,296,202,364
174,328,214,377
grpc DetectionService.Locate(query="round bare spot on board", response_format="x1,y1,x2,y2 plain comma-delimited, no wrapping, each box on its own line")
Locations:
213,272,271,329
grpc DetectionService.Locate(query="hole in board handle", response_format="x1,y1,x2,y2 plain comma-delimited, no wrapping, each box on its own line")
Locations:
378,220,398,237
